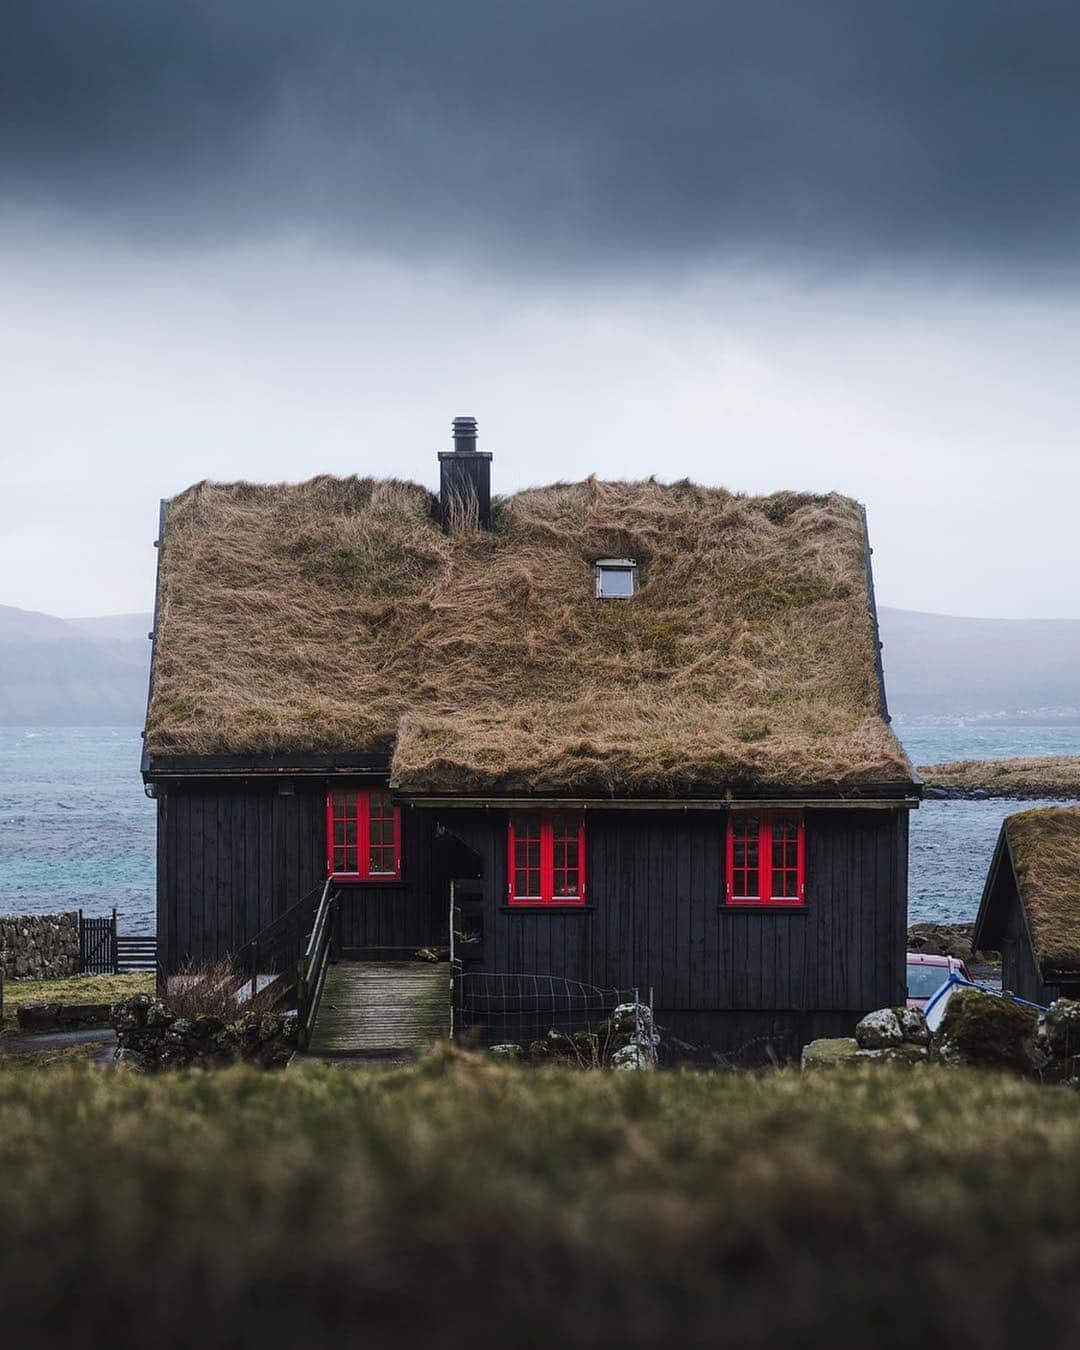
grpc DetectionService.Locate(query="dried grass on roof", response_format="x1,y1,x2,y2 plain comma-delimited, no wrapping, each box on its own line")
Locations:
146,475,911,794
1005,806,1080,974
920,757,1080,799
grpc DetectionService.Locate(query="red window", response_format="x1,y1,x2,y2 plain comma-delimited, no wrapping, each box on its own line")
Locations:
507,812,586,905
326,788,402,881
725,810,805,906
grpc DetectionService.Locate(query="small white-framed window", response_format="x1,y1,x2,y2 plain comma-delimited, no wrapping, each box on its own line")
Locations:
595,558,637,599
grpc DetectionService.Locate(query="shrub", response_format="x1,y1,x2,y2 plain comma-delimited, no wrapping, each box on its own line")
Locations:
165,958,278,1021
1,1060,1080,1348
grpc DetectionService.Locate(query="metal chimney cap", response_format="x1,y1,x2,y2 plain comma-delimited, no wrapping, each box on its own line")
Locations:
452,416,478,452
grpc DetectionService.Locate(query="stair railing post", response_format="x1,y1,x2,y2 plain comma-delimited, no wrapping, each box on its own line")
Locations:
296,954,308,1029
111,907,118,975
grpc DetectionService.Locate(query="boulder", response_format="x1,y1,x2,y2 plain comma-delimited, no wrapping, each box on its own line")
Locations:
907,922,975,960
1044,999,1080,1059
894,1006,931,1046
935,987,1041,1072
144,999,172,1028
611,1043,653,1071
113,1047,148,1072
489,1043,524,1062
802,1037,861,1069
611,1003,656,1040
855,1008,904,1049
803,1037,929,1070
865,1043,929,1066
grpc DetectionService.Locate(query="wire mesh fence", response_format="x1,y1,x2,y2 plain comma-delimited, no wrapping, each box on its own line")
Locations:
454,971,641,1050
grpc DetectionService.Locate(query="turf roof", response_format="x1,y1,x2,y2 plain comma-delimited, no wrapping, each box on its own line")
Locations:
1004,806,1080,975
144,475,912,796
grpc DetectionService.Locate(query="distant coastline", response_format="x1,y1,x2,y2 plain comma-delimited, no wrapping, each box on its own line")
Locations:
918,755,1080,801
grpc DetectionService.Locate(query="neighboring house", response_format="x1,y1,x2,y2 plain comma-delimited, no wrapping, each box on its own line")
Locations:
142,417,918,1059
974,806,1080,1005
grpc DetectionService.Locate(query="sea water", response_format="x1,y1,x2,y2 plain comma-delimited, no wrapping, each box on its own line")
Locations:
3,722,1080,931
0,728,155,933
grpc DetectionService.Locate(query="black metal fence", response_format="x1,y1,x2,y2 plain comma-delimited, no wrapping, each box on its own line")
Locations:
79,910,157,975
454,971,638,1048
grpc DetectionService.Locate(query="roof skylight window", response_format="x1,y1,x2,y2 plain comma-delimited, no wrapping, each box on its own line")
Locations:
595,558,637,599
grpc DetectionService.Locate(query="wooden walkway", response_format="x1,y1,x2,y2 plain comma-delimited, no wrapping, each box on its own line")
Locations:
302,962,450,1060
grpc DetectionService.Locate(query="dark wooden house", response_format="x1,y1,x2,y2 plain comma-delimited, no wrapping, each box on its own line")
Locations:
973,806,1080,1006
143,417,919,1060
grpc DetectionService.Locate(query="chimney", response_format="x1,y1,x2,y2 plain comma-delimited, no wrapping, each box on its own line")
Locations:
438,415,493,529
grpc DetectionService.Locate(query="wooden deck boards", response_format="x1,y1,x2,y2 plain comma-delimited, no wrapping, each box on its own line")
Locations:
302,961,450,1058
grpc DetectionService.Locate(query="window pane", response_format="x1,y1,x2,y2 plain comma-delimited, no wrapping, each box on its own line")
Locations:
731,813,760,900
511,813,544,898
770,812,801,900
331,791,360,873
368,792,397,874
597,566,635,598
552,812,583,900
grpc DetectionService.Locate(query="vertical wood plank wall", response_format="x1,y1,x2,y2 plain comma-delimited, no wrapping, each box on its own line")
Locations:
444,807,908,1015
158,786,909,1038
1001,884,1062,1006
157,783,443,968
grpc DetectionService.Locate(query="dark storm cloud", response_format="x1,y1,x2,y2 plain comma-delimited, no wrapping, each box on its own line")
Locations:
3,1,1080,270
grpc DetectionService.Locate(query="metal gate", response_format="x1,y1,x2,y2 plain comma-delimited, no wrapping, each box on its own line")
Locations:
79,910,117,975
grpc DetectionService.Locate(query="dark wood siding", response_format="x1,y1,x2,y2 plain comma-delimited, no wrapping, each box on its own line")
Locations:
1000,878,1069,1007
157,782,444,969
160,788,908,1050
441,806,907,1017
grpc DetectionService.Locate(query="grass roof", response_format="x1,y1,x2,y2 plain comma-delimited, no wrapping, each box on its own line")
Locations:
145,475,911,795
1005,806,1080,975
920,756,1080,799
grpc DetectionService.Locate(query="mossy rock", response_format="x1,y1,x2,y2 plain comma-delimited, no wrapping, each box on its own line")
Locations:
801,1038,861,1070
870,1043,929,1066
802,1038,929,1070
894,1006,931,1046
936,987,1040,1073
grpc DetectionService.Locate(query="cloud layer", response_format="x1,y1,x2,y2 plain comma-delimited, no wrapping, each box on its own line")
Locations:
4,2,1080,271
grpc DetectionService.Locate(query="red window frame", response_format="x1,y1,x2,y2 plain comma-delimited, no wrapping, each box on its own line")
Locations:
326,788,402,881
507,811,587,906
724,810,805,906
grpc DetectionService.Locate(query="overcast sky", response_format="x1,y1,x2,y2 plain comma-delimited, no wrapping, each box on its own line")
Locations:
2,1,1078,619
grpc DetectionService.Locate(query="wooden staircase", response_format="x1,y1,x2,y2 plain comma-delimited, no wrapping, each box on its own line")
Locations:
300,962,450,1061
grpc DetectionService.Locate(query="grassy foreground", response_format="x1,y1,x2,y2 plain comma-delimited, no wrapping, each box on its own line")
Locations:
2,1054,1080,1348
0,972,153,1033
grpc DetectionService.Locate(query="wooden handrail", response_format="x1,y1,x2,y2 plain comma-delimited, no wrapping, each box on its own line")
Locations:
236,876,329,1004
297,879,337,1049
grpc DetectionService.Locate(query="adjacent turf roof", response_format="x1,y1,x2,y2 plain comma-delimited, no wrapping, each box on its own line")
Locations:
1005,806,1080,974
145,475,912,795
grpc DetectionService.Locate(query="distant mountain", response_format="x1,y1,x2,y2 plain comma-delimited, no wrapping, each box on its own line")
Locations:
879,607,1080,721
0,605,151,725
1,601,1076,727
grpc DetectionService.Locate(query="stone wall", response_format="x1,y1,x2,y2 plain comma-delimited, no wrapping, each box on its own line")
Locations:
112,994,298,1071
0,913,79,980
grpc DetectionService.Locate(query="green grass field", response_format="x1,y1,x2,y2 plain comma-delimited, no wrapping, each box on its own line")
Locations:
0,972,154,1033
1,1052,1079,1348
